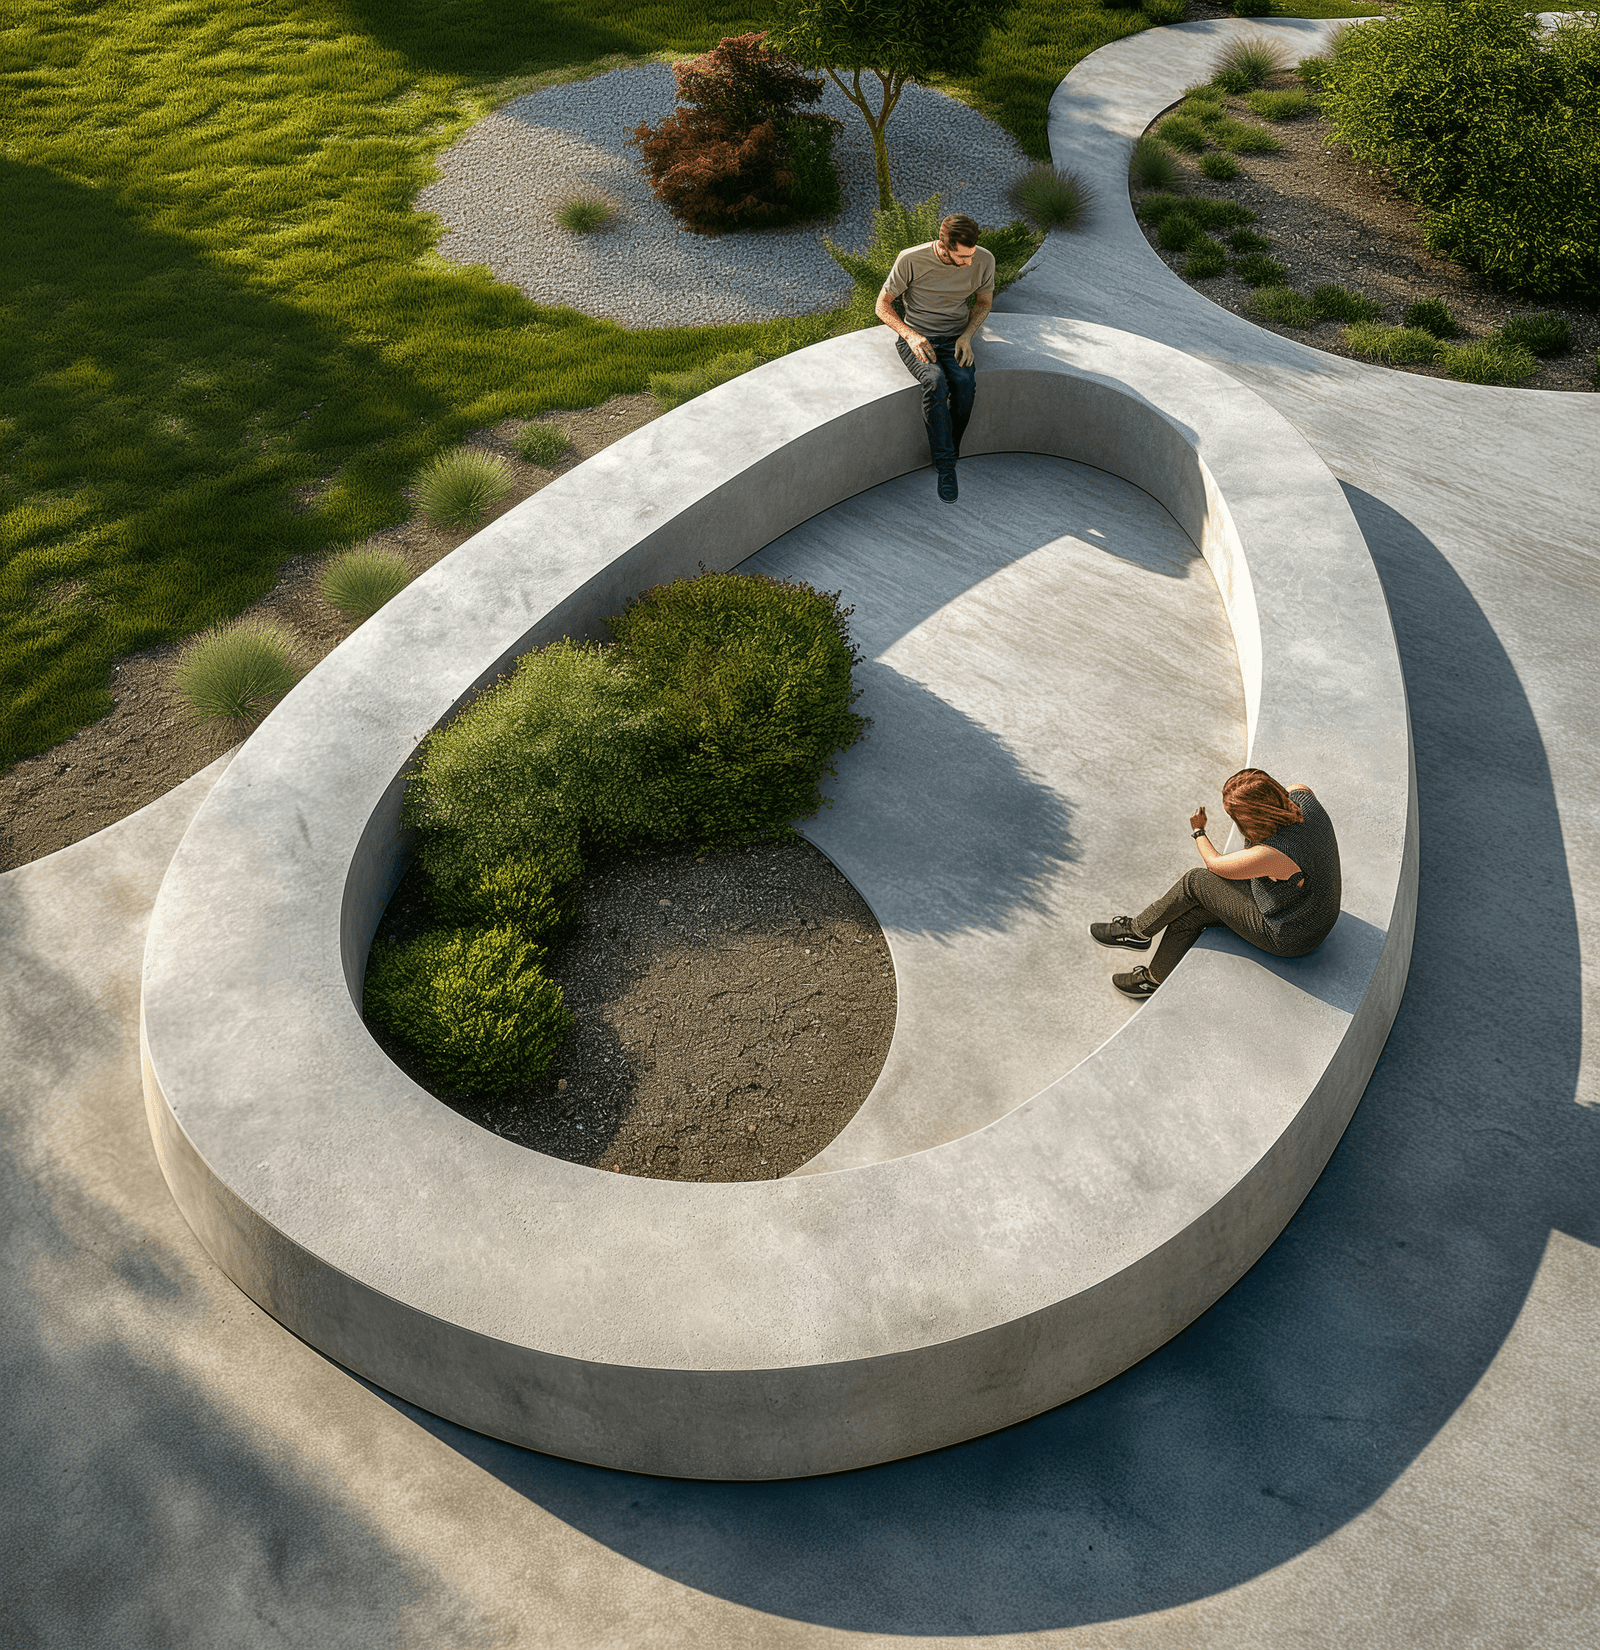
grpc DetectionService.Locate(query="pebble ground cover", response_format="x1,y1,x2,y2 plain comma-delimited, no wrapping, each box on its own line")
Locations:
2,0,1157,768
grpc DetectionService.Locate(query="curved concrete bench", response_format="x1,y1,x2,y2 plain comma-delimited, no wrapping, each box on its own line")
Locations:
141,314,1415,1480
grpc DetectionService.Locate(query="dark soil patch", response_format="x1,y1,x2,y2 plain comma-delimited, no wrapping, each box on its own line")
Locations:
367,838,895,1181
1137,72,1600,391
0,395,663,870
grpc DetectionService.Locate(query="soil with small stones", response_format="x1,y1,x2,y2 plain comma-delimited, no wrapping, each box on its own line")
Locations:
0,395,663,871
1137,72,1599,391
367,839,896,1181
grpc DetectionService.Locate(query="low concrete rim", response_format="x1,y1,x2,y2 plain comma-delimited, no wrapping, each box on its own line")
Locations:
140,314,1416,1479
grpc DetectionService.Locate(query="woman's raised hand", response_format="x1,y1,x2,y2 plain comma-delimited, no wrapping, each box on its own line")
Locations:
1189,805,1207,834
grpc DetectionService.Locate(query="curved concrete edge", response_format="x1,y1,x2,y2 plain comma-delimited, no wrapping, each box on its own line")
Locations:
140,315,1414,1478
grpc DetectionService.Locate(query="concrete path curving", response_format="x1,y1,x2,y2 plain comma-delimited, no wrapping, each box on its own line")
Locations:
3,16,1597,1645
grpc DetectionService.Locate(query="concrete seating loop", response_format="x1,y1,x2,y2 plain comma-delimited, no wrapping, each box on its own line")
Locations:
140,314,1415,1480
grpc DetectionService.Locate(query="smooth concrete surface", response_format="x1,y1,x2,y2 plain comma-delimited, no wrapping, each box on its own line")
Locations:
137,316,1412,1477
7,18,1595,1642
750,453,1244,1167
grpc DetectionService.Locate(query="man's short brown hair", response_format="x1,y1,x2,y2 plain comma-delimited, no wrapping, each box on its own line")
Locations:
938,213,981,249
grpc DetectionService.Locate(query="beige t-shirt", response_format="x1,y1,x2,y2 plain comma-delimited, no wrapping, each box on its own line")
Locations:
881,242,996,338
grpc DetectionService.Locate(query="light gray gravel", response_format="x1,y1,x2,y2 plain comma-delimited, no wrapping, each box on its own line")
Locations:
416,63,1031,328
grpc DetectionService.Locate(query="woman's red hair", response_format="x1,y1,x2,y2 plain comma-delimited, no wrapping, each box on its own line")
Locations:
1222,768,1303,846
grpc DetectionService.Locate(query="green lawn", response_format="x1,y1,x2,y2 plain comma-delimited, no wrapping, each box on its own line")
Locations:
2,0,1150,767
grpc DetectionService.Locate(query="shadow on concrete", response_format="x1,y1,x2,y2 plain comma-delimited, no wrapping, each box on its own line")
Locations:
366,486,1595,1633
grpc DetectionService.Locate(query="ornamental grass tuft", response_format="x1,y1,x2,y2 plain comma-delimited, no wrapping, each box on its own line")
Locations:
320,548,413,624
1212,35,1292,93
1235,252,1289,287
173,620,302,732
415,447,512,530
1130,136,1180,189
1498,312,1571,356
1247,88,1313,121
1249,286,1320,326
1402,297,1460,338
555,194,615,233
1184,238,1230,278
1007,164,1094,233
1343,322,1444,365
1313,284,1382,322
1212,116,1284,154
1201,152,1241,181
1229,228,1272,254
1155,114,1211,154
515,424,574,466
1440,337,1539,383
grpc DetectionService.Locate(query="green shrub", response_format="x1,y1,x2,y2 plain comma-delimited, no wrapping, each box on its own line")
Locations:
432,847,584,950
1201,152,1241,181
1212,117,1284,154
1130,136,1180,189
1229,228,1272,253
365,925,572,1096
1236,252,1289,286
1319,0,1600,300
1235,0,1276,17
403,573,866,891
1247,89,1313,120
1313,283,1382,322
1007,164,1094,232
1212,35,1292,93
516,424,573,467
785,111,844,221
320,549,412,623
1402,297,1459,338
1184,238,1230,278
1142,0,1188,22
1156,114,1211,153
1344,322,1443,364
1299,55,1332,89
1180,95,1227,125
415,447,511,530
555,194,614,233
173,620,302,731
1158,211,1202,252
1440,337,1538,383
1498,312,1571,356
1249,286,1320,326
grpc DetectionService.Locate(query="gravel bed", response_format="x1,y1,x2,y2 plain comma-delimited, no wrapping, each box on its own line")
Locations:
417,63,1030,327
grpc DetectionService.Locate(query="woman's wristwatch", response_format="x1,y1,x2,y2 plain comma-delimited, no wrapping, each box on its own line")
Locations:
1192,828,1207,839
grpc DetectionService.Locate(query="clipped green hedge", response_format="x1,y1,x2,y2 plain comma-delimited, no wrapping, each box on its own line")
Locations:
366,925,574,1096
1320,0,1600,299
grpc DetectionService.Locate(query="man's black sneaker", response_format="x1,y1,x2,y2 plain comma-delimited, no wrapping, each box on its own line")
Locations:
937,465,958,502
1090,916,1150,951
1113,966,1161,1000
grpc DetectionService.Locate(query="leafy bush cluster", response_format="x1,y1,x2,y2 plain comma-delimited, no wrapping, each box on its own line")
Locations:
631,33,841,232
1319,0,1600,299
372,574,868,1097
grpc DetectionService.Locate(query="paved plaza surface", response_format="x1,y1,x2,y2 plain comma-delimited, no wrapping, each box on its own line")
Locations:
3,21,1597,1648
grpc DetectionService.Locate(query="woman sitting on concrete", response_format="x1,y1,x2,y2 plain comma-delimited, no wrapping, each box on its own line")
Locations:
1091,768,1341,1000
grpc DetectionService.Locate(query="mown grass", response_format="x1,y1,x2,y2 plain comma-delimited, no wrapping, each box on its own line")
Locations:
3,0,1155,766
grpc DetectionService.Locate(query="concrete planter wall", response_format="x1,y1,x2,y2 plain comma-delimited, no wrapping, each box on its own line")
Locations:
141,315,1415,1479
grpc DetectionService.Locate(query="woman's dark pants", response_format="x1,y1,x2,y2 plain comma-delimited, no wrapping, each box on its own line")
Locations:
896,333,975,470
1135,866,1303,982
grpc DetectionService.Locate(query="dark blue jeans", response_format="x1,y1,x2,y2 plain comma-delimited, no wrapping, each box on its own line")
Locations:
896,332,976,470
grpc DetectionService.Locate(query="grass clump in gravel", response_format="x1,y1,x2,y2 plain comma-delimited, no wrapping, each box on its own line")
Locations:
1138,193,1257,233
320,549,413,623
555,194,616,233
1211,36,1292,93
1184,238,1230,278
1403,297,1460,338
1229,228,1272,254
1246,88,1313,120
1344,322,1444,365
1130,136,1180,189
1499,312,1571,356
1180,94,1227,124
1007,164,1094,232
1155,114,1211,153
1235,253,1289,287
1440,337,1538,384
173,620,303,733
1313,284,1383,323
1212,116,1284,155
1201,152,1241,181
1249,287,1320,326
516,424,574,466
416,448,512,530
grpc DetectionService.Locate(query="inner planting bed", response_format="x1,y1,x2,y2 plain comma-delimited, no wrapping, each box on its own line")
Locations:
363,570,892,1179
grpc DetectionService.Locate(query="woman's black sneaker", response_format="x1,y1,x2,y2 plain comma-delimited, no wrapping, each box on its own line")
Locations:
1090,916,1150,950
1113,966,1161,1000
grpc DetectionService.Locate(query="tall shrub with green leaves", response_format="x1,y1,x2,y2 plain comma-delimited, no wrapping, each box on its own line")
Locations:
1320,0,1600,299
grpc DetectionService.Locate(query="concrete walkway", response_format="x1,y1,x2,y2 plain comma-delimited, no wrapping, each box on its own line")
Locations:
4,19,1597,1647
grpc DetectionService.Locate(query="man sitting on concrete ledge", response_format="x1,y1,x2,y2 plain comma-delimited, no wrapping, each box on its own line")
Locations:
1091,769,1342,1001
876,214,994,503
